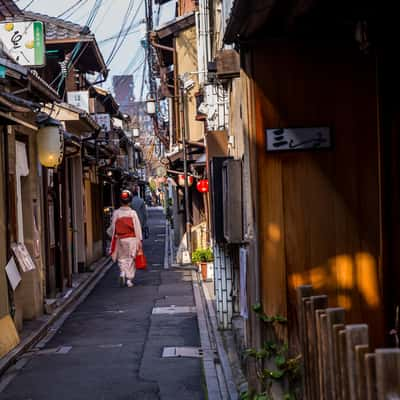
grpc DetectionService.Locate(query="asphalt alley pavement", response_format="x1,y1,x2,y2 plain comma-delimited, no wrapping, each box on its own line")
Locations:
0,208,205,400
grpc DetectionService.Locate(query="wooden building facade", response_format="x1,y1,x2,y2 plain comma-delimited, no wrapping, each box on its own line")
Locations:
222,0,399,357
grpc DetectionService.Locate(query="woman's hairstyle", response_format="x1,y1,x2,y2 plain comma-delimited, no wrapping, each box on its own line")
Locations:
120,189,132,205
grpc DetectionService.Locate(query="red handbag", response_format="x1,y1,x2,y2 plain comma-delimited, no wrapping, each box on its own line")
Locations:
109,235,117,255
135,249,147,270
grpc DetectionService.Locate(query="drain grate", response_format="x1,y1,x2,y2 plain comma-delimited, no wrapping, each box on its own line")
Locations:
152,305,197,315
162,347,203,358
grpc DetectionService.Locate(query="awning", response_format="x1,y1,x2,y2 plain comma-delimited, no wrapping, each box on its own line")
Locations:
0,56,60,102
155,12,195,39
64,131,81,157
42,102,100,135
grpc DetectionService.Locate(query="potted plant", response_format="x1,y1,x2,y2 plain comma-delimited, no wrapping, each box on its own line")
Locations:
192,248,213,281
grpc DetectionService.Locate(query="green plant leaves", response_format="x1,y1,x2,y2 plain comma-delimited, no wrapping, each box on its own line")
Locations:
243,304,301,399
267,369,285,380
191,248,213,263
252,303,262,313
274,354,286,368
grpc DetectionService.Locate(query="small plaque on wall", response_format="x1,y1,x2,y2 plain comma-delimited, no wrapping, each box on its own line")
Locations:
266,127,332,152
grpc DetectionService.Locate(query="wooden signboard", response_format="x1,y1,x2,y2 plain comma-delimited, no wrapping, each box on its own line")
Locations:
11,243,36,272
216,49,240,79
266,127,332,152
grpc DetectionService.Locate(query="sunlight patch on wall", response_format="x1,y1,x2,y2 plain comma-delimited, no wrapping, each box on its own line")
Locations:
355,252,380,308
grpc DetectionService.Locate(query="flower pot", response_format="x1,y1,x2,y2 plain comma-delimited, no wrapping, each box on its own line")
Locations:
200,262,208,281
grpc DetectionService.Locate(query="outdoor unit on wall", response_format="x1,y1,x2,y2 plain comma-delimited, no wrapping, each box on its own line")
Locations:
209,157,232,243
222,159,243,243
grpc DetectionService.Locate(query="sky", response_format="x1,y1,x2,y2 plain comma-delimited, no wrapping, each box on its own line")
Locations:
14,0,173,100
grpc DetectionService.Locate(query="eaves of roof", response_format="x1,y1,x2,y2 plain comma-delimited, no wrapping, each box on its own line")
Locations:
0,56,60,102
22,11,89,41
155,12,195,39
223,0,276,44
20,11,108,75
90,86,119,115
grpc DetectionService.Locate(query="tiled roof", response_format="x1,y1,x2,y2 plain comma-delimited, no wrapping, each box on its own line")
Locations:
22,11,93,41
0,0,22,19
21,11,107,75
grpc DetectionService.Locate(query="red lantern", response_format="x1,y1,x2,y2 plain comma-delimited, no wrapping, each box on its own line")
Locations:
196,179,209,193
178,174,193,187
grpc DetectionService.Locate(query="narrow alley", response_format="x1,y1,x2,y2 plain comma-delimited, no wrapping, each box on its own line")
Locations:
0,209,205,400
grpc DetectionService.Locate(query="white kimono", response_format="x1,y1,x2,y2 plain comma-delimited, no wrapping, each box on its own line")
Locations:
110,207,142,279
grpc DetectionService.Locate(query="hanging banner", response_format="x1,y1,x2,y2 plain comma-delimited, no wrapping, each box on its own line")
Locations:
0,21,45,66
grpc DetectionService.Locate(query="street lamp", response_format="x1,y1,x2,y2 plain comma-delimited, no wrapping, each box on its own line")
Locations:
132,127,140,137
36,115,64,168
146,94,156,115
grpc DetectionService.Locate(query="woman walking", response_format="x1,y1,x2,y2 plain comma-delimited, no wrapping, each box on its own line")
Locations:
109,190,143,287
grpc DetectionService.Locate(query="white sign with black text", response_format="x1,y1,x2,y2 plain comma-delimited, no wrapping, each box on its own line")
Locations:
94,113,111,131
5,257,21,291
67,91,89,113
266,127,332,152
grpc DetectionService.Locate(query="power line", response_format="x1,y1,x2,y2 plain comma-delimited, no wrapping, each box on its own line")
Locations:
105,0,136,65
23,0,35,9
57,0,85,18
122,47,144,75
106,1,144,67
98,23,142,45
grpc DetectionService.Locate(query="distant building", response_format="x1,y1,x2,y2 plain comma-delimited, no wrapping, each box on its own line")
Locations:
112,76,153,138
131,101,154,137
112,75,135,114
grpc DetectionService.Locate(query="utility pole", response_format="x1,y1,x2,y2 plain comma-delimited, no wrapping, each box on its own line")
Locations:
144,0,156,98
180,83,191,258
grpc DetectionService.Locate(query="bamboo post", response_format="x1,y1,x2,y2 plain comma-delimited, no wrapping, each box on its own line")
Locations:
306,295,328,400
326,308,346,400
345,324,369,400
375,348,400,400
296,285,313,400
339,329,350,400
355,344,369,400
333,323,346,400
365,353,377,400
316,309,326,399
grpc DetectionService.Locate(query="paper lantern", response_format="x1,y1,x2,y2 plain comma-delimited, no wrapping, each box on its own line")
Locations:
196,179,209,193
178,174,193,187
146,95,156,115
37,124,64,168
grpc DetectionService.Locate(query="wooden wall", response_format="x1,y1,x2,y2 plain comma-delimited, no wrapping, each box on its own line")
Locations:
0,126,8,319
175,26,204,142
251,39,384,348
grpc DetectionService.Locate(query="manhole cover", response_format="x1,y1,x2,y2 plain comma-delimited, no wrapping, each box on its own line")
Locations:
99,344,123,349
152,306,196,315
162,347,203,358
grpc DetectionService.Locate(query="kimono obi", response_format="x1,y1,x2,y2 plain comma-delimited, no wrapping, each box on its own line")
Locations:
115,217,136,239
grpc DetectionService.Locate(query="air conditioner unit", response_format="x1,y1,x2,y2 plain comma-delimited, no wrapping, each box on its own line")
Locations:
209,157,232,243
222,159,243,243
